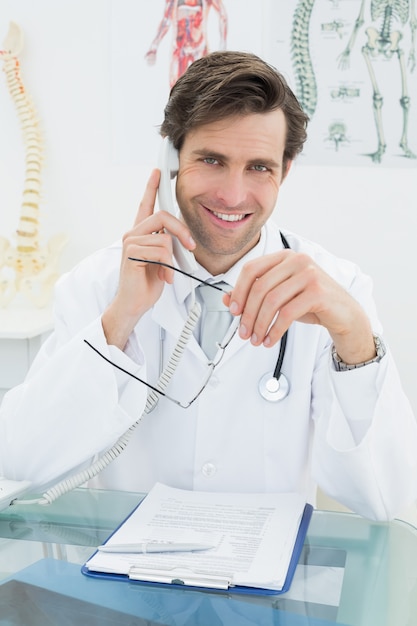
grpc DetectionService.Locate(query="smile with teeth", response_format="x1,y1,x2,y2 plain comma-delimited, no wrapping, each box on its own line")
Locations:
211,210,246,222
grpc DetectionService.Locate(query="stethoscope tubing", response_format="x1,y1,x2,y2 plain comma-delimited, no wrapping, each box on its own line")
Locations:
258,231,290,402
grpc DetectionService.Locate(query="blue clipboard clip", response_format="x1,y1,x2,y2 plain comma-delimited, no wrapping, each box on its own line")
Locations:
128,565,232,590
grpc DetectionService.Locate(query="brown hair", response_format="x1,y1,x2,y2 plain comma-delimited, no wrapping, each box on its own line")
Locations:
160,51,309,170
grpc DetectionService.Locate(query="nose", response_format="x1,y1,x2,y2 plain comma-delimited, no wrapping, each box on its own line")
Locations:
215,169,248,208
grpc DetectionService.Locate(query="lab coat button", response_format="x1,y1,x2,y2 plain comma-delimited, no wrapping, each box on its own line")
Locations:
202,462,217,477
208,375,220,388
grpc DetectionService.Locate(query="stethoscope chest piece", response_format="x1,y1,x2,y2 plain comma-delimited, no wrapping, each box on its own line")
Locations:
259,372,290,402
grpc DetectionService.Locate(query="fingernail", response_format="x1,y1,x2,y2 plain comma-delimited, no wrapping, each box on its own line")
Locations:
230,301,239,315
263,336,271,347
239,323,248,338
251,333,258,345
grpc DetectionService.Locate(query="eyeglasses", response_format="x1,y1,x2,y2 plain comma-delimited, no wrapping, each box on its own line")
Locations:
84,321,238,409
84,258,238,409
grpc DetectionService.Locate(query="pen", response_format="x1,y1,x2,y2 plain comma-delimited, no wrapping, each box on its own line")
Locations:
97,542,215,554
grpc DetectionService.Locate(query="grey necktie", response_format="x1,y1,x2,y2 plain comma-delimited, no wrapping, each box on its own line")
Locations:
198,282,232,360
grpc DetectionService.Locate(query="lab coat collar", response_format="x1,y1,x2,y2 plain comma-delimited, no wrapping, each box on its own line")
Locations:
172,225,269,305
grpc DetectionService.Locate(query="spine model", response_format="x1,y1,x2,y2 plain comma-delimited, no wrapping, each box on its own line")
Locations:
0,22,66,308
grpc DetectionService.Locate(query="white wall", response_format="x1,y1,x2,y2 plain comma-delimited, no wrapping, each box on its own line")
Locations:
278,162,417,415
1,1,416,418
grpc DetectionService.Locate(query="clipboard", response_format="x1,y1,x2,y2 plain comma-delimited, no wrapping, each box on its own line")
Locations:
81,501,313,596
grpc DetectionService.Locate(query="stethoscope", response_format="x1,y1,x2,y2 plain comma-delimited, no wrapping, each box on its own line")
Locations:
258,231,290,402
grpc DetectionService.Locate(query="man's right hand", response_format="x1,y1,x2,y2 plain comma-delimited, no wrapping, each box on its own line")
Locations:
101,169,196,350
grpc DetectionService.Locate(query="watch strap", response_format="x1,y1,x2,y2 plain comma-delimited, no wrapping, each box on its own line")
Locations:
332,334,386,371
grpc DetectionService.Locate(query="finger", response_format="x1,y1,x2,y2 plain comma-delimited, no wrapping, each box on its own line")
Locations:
128,169,196,252
238,253,316,345
244,275,297,345
251,254,322,345
259,262,338,347
129,211,196,255
230,253,292,339
133,169,161,227
262,288,325,347
125,232,176,283
230,252,290,316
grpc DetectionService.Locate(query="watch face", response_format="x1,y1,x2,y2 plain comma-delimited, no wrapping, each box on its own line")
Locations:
374,336,386,359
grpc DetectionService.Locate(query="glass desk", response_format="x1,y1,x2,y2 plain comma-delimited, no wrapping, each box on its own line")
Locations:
0,488,416,625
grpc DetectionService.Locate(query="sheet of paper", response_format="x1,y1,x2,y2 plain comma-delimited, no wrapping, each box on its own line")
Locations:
85,483,307,590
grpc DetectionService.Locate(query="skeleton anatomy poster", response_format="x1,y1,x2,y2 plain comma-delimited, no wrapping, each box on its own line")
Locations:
266,0,417,167
111,0,416,167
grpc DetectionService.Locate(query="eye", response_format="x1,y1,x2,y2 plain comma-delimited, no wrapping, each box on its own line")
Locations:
250,164,269,172
203,157,219,165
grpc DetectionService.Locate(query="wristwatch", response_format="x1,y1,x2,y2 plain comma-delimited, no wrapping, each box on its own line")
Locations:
332,334,386,371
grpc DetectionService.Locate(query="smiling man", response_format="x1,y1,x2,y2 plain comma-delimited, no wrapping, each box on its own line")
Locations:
1,51,416,521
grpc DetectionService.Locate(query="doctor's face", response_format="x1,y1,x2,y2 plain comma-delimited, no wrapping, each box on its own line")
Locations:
175,110,289,275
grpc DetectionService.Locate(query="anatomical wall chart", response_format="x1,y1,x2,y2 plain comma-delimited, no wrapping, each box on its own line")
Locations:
267,0,417,167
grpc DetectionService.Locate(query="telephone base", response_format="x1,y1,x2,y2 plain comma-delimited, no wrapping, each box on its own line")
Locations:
0,477,32,511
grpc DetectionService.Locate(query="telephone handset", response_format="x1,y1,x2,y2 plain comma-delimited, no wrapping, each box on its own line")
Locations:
157,138,198,275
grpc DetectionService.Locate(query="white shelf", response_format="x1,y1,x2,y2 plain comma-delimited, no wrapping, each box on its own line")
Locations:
0,307,53,339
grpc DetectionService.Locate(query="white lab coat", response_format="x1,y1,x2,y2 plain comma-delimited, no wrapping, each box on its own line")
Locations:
1,222,416,520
